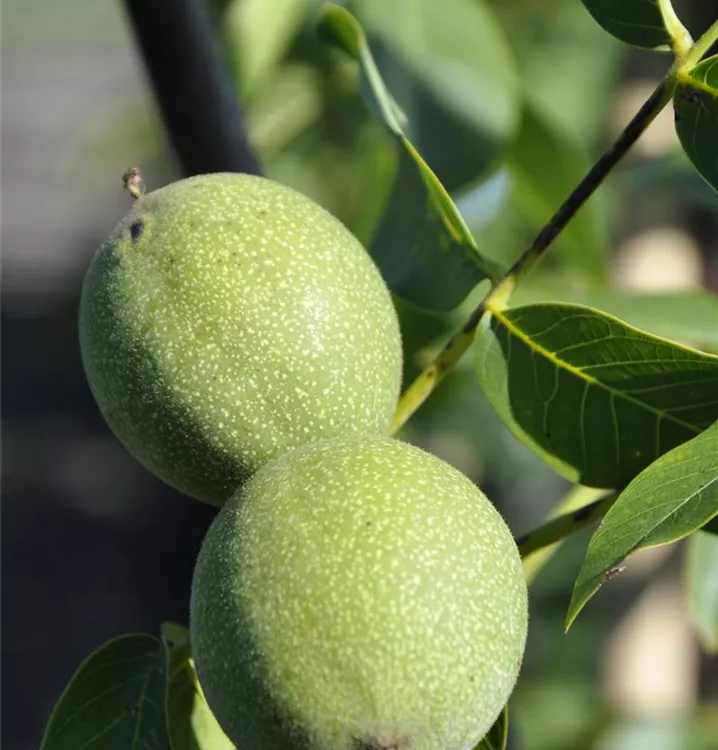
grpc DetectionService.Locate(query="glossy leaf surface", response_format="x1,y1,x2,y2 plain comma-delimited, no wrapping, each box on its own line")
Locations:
512,284,718,350
41,634,169,750
319,4,501,310
580,0,683,50
475,302,718,487
674,56,718,194
566,420,718,628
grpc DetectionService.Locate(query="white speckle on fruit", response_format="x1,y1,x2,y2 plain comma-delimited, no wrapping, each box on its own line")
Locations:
191,437,528,750
79,174,402,505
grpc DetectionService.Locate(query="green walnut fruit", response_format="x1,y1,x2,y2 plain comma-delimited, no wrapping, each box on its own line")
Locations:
79,173,402,504
190,436,528,750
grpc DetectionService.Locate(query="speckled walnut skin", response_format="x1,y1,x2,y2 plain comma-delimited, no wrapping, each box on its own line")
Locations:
190,437,528,750
79,174,402,505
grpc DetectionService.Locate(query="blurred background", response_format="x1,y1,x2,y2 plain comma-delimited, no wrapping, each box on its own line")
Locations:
3,1,718,748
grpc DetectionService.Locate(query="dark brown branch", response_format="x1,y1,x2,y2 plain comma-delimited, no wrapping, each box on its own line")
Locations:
122,0,261,177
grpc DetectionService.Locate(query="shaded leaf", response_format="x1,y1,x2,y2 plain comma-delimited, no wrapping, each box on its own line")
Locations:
354,0,519,191
512,284,718,350
511,2,622,145
674,56,718,194
319,4,502,310
474,302,718,488
580,0,685,50
686,531,718,652
626,148,718,211
41,634,169,750
475,705,509,750
703,516,718,534
566,420,718,628
508,100,607,281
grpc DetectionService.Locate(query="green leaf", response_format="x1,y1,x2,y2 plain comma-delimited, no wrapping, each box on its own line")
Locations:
318,4,502,310
703,516,718,534
580,0,687,50
686,531,718,652
511,2,623,145
224,0,311,98
474,302,718,488
161,622,234,749
245,63,323,158
475,705,509,750
508,100,607,281
512,284,718,350
167,659,234,750
161,622,190,656
354,0,519,191
41,634,170,750
566,420,718,628
626,148,718,211
674,56,718,194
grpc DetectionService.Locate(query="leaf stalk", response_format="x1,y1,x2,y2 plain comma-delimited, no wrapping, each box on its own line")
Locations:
678,16,718,72
518,492,617,563
390,73,678,434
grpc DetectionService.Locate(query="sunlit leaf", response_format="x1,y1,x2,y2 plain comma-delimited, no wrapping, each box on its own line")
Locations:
474,302,718,488
245,64,323,158
566,420,718,628
161,622,190,658
319,4,502,310
454,169,513,239
580,0,687,50
674,56,718,194
686,531,718,652
512,284,718,350
41,634,169,750
163,624,234,750
224,0,311,98
475,705,509,750
354,0,519,191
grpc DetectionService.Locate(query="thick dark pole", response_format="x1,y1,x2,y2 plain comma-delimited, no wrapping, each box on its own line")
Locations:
122,0,261,176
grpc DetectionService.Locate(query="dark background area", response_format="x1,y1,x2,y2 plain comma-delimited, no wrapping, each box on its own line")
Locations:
3,2,718,749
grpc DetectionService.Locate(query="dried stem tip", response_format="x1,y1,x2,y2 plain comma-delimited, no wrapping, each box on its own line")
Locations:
122,167,145,199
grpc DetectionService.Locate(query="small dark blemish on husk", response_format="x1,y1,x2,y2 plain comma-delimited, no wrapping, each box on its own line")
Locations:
129,219,145,243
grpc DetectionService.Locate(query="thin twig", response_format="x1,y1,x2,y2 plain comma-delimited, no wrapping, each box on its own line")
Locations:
390,74,677,434
518,493,617,560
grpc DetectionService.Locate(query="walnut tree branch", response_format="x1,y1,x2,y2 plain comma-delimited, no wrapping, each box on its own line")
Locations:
122,0,261,177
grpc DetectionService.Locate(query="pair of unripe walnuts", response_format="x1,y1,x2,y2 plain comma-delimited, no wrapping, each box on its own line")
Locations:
79,173,528,750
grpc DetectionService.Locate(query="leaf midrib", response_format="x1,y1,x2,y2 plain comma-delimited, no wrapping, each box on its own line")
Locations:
577,453,718,601
492,306,708,436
